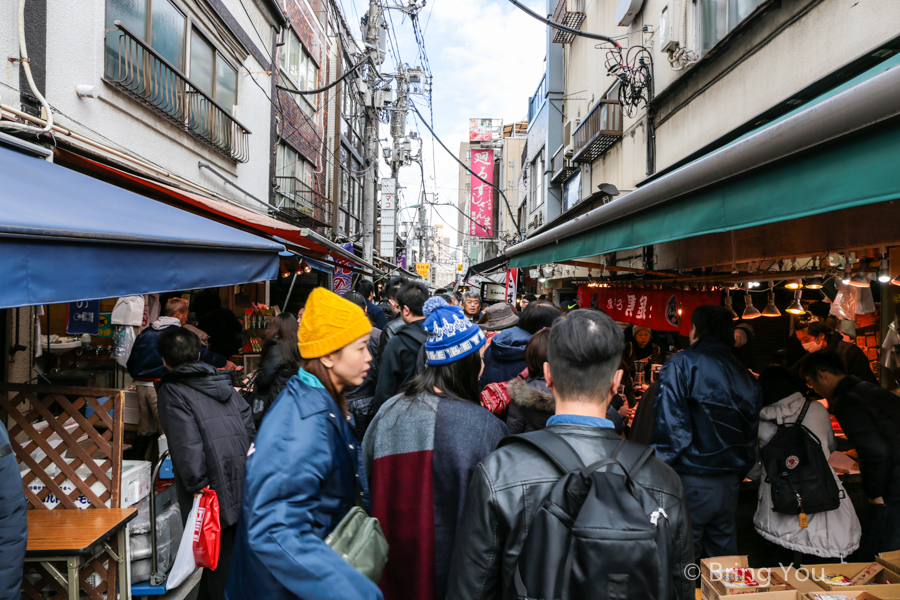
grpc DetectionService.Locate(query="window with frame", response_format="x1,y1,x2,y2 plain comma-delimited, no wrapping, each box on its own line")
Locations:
276,143,317,212
190,29,238,113
531,153,544,211
106,0,186,75
280,29,319,117
693,0,765,56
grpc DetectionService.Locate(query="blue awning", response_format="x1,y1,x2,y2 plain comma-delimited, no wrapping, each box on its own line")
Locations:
0,144,283,308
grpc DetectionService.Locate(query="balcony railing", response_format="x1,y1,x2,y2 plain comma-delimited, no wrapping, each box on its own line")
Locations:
572,99,623,164
274,176,332,229
105,22,251,163
552,0,586,44
551,145,578,183
527,75,547,123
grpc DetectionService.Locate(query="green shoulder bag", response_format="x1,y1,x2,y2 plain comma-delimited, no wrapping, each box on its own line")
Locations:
325,481,388,582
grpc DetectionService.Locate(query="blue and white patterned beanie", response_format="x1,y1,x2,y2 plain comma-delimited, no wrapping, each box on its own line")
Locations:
423,304,486,366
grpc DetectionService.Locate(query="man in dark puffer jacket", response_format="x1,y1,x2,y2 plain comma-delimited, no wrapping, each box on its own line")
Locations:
156,328,255,600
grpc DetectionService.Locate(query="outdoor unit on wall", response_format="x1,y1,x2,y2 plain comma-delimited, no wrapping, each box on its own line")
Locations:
616,0,644,27
563,118,580,156
660,0,683,53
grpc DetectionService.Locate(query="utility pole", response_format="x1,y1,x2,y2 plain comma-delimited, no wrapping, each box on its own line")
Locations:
361,0,385,266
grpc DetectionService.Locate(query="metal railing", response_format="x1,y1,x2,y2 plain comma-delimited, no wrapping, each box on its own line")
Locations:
551,145,578,183
572,99,623,164
552,0,586,44
105,22,251,163
528,75,547,123
275,176,332,226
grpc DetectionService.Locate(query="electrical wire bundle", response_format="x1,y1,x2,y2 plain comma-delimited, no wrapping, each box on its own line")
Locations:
603,44,653,118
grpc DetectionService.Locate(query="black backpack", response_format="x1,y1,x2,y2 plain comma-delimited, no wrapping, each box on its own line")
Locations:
499,430,675,600
759,400,841,515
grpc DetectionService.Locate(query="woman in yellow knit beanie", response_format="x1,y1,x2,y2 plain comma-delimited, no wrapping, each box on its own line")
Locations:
228,288,382,600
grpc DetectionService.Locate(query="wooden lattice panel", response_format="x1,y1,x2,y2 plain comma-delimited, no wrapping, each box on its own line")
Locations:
0,384,124,510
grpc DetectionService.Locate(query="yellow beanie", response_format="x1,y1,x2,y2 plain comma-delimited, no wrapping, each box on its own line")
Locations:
298,288,372,359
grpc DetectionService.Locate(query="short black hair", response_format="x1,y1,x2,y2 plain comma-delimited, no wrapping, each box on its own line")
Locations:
355,279,375,299
548,309,624,400
519,301,563,335
385,277,407,300
800,351,847,379
691,305,735,345
434,288,447,295
397,281,429,317
158,327,201,369
523,294,537,302
438,293,455,305
341,291,367,312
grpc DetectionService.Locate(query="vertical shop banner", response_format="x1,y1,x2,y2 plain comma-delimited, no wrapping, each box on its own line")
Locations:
469,149,494,237
505,269,518,305
396,248,407,270
416,263,431,280
66,300,101,336
333,243,355,294
380,179,396,260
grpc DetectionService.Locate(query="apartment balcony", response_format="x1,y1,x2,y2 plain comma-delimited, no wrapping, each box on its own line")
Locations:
274,176,332,230
572,99,623,164
551,146,578,183
105,22,251,163
551,0,586,44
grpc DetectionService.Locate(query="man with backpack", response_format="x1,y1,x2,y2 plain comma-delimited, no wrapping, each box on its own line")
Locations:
650,305,761,559
802,351,900,559
446,310,693,600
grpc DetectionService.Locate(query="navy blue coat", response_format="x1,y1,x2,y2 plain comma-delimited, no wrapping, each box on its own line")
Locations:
651,340,761,477
478,326,531,391
127,324,226,379
226,369,382,600
0,426,27,600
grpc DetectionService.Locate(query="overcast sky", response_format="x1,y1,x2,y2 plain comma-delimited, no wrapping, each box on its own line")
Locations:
342,0,547,255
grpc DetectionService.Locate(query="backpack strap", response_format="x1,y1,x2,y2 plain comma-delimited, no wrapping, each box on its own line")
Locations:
497,429,585,474
795,400,811,425
582,440,655,480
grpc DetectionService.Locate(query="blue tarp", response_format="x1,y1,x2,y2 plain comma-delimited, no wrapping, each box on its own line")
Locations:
0,145,283,308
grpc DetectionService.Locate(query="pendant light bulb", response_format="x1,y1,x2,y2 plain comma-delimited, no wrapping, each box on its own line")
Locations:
805,277,824,290
786,289,806,315
761,285,781,317
724,293,739,320
785,279,802,290
849,269,870,288
742,284,761,320
878,257,890,283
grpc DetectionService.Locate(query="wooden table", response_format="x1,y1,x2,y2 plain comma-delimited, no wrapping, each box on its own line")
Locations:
26,508,136,600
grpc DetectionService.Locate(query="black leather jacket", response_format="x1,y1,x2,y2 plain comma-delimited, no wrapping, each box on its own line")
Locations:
446,425,694,600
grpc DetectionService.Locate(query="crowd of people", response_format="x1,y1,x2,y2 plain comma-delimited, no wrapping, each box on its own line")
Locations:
3,278,898,600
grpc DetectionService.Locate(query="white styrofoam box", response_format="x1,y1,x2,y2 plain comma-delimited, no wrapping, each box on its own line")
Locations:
20,459,150,509
123,390,140,425
121,460,151,507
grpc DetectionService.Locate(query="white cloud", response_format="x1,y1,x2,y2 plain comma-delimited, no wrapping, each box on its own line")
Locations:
347,0,547,248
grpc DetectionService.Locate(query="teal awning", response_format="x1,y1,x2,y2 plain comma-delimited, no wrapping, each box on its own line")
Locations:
509,54,900,269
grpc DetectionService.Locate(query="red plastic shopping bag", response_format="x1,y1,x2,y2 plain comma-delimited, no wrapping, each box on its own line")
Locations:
192,487,221,570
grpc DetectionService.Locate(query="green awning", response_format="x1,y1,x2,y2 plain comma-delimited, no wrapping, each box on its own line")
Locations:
510,54,900,269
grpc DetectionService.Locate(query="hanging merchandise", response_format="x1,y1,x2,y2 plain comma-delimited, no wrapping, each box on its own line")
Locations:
830,283,858,321
111,296,145,326
855,284,876,315
111,326,136,368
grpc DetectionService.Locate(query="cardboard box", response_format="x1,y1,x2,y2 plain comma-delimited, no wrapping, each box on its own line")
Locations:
805,591,900,600
801,562,900,591
785,567,834,594
700,557,790,597
878,551,900,575
700,580,801,600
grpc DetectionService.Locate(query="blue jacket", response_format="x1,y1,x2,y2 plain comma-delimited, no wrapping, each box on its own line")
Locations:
650,340,761,477
478,326,531,391
127,324,226,379
226,369,382,600
365,299,387,330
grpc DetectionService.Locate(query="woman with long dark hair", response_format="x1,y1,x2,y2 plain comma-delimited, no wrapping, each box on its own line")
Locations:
250,313,301,426
227,289,381,600
362,300,508,600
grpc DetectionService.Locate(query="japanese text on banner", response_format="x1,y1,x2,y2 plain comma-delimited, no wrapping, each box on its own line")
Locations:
469,149,494,238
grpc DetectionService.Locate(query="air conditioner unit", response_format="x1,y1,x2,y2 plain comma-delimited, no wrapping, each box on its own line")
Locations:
660,0,682,53
563,144,573,159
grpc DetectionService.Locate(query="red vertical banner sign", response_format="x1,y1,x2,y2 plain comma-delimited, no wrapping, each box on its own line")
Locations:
469,149,494,237
505,269,518,305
